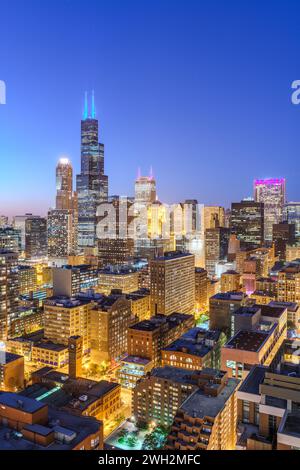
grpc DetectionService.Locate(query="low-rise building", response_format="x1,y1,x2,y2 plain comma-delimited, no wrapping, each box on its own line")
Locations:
0,352,24,392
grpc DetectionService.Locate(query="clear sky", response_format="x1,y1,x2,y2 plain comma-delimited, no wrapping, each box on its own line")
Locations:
0,0,300,218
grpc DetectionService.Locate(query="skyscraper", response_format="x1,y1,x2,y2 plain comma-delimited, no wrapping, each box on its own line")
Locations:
205,227,230,277
0,250,19,341
25,217,47,259
284,201,300,239
254,178,286,242
230,199,264,249
76,91,108,249
56,158,74,210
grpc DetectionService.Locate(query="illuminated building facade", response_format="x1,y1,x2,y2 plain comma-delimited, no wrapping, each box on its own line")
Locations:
165,369,239,450
90,294,136,363
272,221,295,260
52,264,99,297
0,250,19,341
150,251,195,315
43,297,91,354
221,270,241,293
195,267,209,311
284,201,300,239
205,227,230,277
25,217,47,259
0,352,24,392
47,209,77,264
254,178,286,242
128,312,194,367
98,266,139,294
230,200,264,249
18,265,37,295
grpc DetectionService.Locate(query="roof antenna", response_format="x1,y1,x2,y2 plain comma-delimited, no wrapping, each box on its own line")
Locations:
83,91,88,120
91,90,96,119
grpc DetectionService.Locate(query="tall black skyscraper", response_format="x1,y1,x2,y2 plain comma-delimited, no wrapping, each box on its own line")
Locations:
230,200,264,250
76,91,108,248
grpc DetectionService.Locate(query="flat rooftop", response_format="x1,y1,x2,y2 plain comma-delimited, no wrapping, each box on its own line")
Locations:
44,296,91,308
0,351,23,365
162,327,220,358
180,377,239,419
225,327,275,353
269,301,299,312
211,291,245,301
0,392,46,414
130,312,193,332
151,366,198,385
33,342,67,352
238,365,267,395
259,304,286,318
121,355,152,366
279,411,300,438
152,251,193,261
233,306,261,317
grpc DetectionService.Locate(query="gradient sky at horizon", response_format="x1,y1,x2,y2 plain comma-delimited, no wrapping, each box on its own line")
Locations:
1,0,300,218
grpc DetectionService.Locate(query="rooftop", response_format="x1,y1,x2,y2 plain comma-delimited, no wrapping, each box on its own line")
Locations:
152,251,193,262
0,392,46,414
211,291,245,301
179,377,239,419
0,352,23,365
162,327,221,358
44,296,91,308
238,365,267,395
130,312,193,332
225,327,276,353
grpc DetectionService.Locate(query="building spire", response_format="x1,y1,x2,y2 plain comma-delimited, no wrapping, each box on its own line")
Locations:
83,91,88,120
91,90,96,119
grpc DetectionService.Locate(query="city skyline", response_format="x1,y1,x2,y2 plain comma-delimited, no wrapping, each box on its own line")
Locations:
1,0,300,218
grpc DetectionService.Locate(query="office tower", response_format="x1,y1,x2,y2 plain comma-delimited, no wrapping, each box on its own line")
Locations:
277,260,300,303
161,328,226,371
205,227,230,277
13,214,41,251
150,251,195,315
25,216,47,259
230,200,264,249
68,335,83,379
97,196,135,267
0,216,8,227
17,265,37,295
0,226,22,252
44,297,91,353
202,206,225,232
254,178,286,242
98,265,139,294
0,250,19,341
272,221,295,260
195,267,209,311
55,158,74,210
284,201,300,239
236,362,300,450
135,172,156,206
128,312,194,367
76,91,108,249
209,291,246,333
165,369,239,450
0,352,24,392
52,264,99,297
221,304,287,378
0,392,103,450
90,293,136,363
221,270,241,292
47,209,77,264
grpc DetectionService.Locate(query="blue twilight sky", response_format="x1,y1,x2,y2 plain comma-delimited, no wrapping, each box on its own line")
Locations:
0,0,300,218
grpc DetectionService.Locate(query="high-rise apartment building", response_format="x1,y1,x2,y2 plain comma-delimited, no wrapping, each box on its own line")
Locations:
13,214,40,251
195,267,209,311
254,178,286,242
221,270,241,293
90,293,136,363
0,250,19,341
47,209,77,264
43,297,91,354
202,206,225,232
150,251,195,315
230,200,264,249
76,92,108,249
52,264,99,297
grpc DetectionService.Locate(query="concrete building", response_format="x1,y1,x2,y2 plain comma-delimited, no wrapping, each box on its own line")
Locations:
150,251,195,315
0,352,24,392
209,291,247,334
165,369,239,450
128,312,194,367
